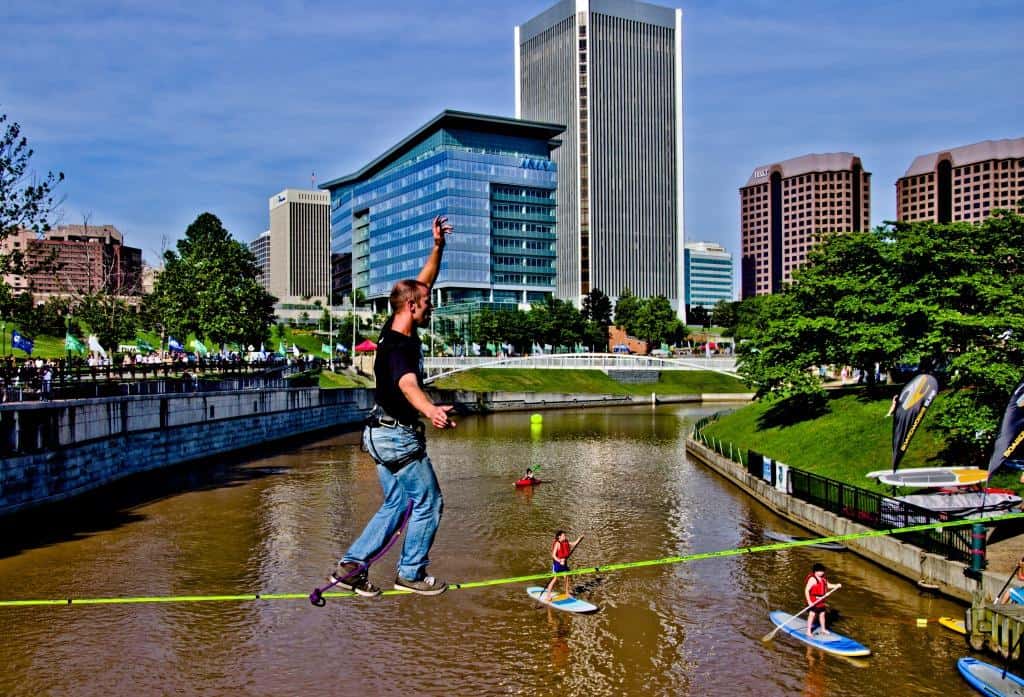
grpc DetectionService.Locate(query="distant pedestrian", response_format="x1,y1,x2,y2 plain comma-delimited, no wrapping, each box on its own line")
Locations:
41,367,52,401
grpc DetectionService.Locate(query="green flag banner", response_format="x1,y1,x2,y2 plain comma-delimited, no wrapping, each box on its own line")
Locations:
191,339,209,356
65,333,85,354
277,341,287,357
136,338,155,354
321,343,332,356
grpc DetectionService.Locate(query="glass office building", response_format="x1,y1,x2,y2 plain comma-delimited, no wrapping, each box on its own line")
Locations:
684,241,733,309
321,111,564,324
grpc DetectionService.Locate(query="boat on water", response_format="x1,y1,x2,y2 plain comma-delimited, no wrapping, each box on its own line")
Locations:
764,530,846,551
957,657,1024,696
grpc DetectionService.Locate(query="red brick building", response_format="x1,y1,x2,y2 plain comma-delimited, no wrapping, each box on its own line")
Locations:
2,224,142,300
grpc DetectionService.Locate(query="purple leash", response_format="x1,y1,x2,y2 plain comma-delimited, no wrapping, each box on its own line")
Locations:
309,499,414,607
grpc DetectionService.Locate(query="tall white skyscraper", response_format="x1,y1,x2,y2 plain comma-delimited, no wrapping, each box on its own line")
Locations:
267,189,330,305
516,0,685,318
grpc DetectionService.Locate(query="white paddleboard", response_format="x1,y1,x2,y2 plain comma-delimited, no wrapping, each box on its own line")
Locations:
526,586,598,614
865,466,988,488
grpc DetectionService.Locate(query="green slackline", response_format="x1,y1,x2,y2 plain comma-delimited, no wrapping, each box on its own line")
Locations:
1,512,1019,608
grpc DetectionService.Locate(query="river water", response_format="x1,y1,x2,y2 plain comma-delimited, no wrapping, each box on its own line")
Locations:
0,405,983,696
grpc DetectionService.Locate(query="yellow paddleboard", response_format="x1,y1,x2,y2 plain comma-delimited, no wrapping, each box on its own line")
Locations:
938,616,966,635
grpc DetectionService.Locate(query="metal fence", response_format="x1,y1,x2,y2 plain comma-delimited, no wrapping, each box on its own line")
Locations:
691,416,973,563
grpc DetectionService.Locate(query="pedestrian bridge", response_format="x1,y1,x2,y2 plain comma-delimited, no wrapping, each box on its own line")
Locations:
423,353,738,382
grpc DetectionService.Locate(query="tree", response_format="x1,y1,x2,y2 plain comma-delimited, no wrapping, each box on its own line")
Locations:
711,300,739,334
737,212,1024,464
687,304,711,328
77,293,138,351
581,288,613,327
633,295,682,348
613,288,641,334
148,213,276,346
0,112,64,277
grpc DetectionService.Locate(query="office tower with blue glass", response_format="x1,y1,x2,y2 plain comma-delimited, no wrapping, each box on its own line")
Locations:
516,0,685,317
320,110,564,329
683,241,733,309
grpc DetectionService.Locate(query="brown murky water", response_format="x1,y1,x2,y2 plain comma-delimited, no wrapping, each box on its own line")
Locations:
0,405,983,696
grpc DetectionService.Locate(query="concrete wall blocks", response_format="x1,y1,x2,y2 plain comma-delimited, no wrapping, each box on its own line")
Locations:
0,388,375,516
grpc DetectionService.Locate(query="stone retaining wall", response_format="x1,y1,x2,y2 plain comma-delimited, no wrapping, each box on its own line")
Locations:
0,388,373,516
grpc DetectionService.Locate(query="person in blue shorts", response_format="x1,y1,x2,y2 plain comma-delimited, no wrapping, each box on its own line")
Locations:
542,530,584,600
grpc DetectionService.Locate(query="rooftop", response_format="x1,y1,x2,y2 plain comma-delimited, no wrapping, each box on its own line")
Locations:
902,137,1024,178
320,110,565,190
743,153,865,188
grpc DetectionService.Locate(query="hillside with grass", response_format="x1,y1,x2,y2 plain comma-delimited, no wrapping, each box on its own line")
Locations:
699,390,1022,494
433,367,749,396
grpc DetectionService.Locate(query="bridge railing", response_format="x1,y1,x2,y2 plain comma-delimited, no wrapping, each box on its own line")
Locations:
424,353,737,376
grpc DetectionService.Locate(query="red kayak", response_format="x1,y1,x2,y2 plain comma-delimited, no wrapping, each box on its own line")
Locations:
514,478,542,488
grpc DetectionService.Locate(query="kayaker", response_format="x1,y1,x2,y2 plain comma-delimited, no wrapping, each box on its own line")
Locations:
999,557,1024,603
805,563,842,636
542,530,584,601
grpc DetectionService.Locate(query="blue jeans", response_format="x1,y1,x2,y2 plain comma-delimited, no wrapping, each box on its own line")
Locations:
345,424,443,581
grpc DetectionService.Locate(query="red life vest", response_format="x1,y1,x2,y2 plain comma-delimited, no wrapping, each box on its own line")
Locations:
805,572,828,607
556,540,571,561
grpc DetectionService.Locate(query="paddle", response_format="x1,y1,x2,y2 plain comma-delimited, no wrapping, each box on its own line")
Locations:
761,586,841,642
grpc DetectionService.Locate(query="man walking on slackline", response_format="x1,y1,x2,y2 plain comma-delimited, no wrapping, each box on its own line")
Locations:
329,215,456,597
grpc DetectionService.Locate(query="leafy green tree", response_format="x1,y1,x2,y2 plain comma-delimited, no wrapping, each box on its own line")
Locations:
581,288,613,327
583,320,609,352
633,295,682,347
149,213,275,345
77,293,138,350
613,288,641,334
471,307,503,348
737,212,1024,464
711,300,739,333
687,304,711,328
0,112,64,277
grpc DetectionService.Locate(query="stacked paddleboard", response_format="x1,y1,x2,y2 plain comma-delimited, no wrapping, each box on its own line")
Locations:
866,466,988,488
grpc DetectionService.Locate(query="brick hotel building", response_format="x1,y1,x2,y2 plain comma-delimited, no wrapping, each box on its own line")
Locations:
740,153,870,298
897,137,1024,224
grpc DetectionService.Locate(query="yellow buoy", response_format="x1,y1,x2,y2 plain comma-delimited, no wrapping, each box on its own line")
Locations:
530,413,543,424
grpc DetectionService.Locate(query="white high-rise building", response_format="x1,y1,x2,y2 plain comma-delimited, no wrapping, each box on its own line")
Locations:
249,230,271,293
516,0,685,318
267,189,330,305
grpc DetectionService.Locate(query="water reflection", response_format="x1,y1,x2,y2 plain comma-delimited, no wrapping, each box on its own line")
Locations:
0,404,979,696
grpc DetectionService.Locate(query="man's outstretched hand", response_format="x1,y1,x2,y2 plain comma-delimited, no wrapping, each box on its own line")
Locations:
433,215,454,246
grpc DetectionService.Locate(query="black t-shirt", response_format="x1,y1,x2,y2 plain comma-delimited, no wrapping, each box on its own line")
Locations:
374,318,423,424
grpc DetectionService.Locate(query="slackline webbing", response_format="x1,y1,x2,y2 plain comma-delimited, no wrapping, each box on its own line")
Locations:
1,512,1019,608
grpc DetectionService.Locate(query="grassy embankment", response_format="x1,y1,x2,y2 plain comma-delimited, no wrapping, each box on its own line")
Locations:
699,390,1022,494
433,368,749,396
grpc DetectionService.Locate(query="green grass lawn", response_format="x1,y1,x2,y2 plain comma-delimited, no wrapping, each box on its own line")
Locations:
433,368,749,395
319,370,374,389
700,390,1022,494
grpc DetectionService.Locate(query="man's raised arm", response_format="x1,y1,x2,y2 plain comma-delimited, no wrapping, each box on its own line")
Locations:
417,215,454,289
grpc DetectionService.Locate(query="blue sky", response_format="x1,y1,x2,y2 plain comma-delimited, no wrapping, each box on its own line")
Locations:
2,0,1021,275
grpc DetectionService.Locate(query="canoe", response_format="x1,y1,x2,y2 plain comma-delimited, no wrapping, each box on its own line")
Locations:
765,530,847,551
866,467,988,489
957,656,1024,696
938,616,966,635
526,586,598,614
768,610,871,657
